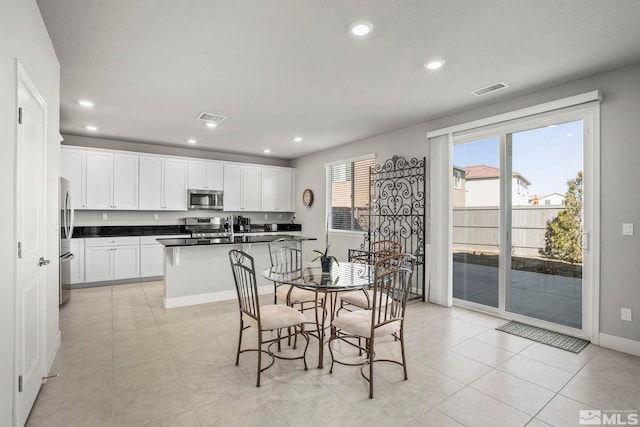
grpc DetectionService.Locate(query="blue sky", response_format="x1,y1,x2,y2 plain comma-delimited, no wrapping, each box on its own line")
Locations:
453,120,583,196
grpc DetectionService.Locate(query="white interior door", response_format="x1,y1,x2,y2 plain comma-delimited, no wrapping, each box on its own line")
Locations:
16,64,47,427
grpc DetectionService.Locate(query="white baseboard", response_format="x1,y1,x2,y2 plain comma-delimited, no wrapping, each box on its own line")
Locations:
46,330,61,373
598,333,640,357
164,285,272,308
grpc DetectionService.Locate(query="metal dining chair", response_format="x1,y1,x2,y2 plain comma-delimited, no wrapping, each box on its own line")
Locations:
268,238,317,308
338,240,404,312
328,253,416,398
228,249,310,387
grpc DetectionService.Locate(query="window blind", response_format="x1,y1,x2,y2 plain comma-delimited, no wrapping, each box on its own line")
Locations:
329,158,375,231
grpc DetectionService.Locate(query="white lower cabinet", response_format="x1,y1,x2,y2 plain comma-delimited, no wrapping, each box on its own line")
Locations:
139,235,188,277
69,238,85,284
84,237,140,282
140,244,164,277
79,235,189,284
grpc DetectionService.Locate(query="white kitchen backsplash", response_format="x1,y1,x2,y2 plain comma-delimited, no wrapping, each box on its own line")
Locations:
73,210,295,226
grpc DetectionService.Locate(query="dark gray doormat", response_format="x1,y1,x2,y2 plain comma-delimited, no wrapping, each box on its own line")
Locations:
496,321,590,353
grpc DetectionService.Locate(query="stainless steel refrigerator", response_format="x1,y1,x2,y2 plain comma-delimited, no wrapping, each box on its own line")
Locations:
59,177,75,305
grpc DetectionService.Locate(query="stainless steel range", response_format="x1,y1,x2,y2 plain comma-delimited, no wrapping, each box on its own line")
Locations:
184,217,232,238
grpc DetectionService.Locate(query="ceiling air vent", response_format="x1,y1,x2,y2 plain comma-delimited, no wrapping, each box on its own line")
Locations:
471,82,509,96
196,112,226,124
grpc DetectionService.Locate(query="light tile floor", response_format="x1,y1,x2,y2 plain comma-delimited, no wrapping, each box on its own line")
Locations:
27,281,639,427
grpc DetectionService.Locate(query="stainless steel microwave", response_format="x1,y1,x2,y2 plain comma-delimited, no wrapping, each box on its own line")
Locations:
188,189,223,210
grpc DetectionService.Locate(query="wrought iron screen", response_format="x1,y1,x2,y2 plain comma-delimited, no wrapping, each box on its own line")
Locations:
349,155,427,301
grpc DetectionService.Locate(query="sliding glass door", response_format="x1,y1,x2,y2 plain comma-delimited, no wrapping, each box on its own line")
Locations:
506,121,583,329
452,137,501,309
451,110,592,334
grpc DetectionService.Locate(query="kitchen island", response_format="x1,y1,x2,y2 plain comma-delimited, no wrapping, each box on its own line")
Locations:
158,235,316,308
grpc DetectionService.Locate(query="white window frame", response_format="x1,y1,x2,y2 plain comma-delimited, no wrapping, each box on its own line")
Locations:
427,91,601,342
325,153,376,236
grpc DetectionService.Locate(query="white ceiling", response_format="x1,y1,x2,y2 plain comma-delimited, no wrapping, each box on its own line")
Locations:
38,0,640,160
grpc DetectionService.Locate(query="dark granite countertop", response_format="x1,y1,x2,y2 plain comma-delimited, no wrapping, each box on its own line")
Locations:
72,225,188,238
233,223,302,233
72,223,302,238
158,235,316,247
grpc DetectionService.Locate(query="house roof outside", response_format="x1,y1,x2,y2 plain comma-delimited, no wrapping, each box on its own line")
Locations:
539,192,566,200
464,165,532,185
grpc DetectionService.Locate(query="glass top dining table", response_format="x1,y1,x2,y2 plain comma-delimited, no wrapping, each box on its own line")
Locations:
262,261,373,292
262,261,374,368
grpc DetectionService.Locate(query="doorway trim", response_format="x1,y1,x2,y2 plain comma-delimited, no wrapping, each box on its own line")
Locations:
428,91,601,342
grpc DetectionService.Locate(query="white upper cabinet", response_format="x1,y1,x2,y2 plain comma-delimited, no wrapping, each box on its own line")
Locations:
60,146,294,213
243,165,262,211
261,167,294,212
113,153,139,209
86,151,112,209
261,168,277,211
223,164,242,211
163,158,188,210
139,155,187,210
60,146,87,209
223,164,262,211
86,150,138,210
188,160,224,190
139,156,163,209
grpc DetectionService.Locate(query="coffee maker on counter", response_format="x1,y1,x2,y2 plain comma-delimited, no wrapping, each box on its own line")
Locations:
234,215,251,232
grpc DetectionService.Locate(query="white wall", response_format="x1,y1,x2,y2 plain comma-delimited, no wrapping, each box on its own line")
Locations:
293,124,430,261
294,61,640,347
1,0,60,424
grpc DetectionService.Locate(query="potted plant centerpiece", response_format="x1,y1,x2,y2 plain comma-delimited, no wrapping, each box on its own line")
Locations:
312,246,339,273
314,211,339,273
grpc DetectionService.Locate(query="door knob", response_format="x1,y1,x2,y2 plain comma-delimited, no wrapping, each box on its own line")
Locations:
38,257,50,267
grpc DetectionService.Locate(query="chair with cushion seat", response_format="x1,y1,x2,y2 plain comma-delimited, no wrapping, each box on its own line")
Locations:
328,253,416,398
268,238,317,308
338,240,404,312
229,249,310,387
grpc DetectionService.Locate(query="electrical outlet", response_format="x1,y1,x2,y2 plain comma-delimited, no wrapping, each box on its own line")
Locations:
278,214,283,219
622,223,634,236
153,213,159,220
621,308,633,322
101,213,108,221
264,214,268,220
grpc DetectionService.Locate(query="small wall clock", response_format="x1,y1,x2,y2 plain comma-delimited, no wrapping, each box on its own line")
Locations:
302,189,314,207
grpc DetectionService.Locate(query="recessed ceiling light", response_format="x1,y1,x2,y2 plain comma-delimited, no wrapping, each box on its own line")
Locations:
187,139,197,144
263,149,271,154
293,137,303,143
85,125,98,131
424,59,445,70
78,99,95,107
205,122,218,128
349,21,373,37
